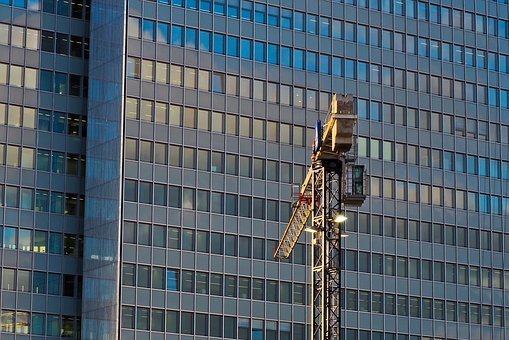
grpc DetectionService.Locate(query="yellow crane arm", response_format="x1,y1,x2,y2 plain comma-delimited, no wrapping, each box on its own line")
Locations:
274,94,358,259
273,166,313,259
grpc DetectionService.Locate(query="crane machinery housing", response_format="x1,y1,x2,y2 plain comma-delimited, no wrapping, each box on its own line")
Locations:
274,94,366,340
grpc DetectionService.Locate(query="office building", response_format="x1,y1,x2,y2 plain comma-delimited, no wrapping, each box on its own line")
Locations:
1,0,509,339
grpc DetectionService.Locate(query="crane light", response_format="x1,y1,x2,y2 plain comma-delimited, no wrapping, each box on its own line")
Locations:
333,214,348,223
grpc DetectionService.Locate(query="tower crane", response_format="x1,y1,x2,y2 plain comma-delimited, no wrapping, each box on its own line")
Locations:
274,94,366,340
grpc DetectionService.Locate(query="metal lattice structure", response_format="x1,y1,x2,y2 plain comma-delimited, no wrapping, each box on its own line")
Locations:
274,94,366,340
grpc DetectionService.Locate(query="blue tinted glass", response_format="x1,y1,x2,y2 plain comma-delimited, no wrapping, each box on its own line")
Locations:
357,99,368,119
38,110,51,131
199,31,211,51
499,20,507,39
491,196,501,214
442,43,451,61
500,55,508,73
0,0,10,4
294,49,305,69
332,57,343,76
143,20,155,41
33,272,47,294
358,62,368,81
186,0,197,9
502,162,509,180
241,0,252,20
13,0,26,8
501,90,508,108
167,270,178,290
56,0,68,15
241,39,252,59
467,156,477,174
48,273,61,294
455,154,465,173
254,3,265,23
3,227,17,249
54,72,67,94
345,60,355,79
227,36,239,57
307,14,317,34
40,71,53,92
488,88,498,106
294,12,304,31
52,112,65,133
171,26,183,46
370,102,380,121
213,33,225,54
156,23,169,43
214,0,225,15
267,44,278,64
418,2,427,20
430,41,439,59
32,314,45,335
319,55,329,74
254,41,265,62
200,0,211,12
306,52,317,71
281,9,292,28
172,0,183,6
228,0,239,18
491,160,500,178
479,158,489,176
185,28,198,49
488,53,497,71
268,6,279,26
49,232,62,254
281,47,291,67
406,0,415,18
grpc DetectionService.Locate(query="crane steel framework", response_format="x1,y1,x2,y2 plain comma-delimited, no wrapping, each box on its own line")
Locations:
274,94,366,340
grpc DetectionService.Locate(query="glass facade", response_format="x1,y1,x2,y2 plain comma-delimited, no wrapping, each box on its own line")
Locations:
0,0,89,337
1,0,509,338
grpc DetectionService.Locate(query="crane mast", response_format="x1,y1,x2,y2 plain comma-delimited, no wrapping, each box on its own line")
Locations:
274,94,366,340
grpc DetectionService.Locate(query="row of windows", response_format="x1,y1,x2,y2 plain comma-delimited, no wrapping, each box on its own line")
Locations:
343,250,509,289
0,65,88,96
38,0,90,20
0,185,84,215
1,268,82,297
359,137,509,179
0,103,37,128
147,0,509,39
342,289,507,326
38,109,87,136
0,145,86,175
123,221,307,264
0,310,80,337
368,174,507,214
122,263,308,304
126,58,331,110
125,99,316,145
126,107,306,149
124,180,291,221
127,56,509,110
0,63,38,89
359,102,509,145
0,226,82,255
39,70,87,97
0,24,39,50
40,30,89,58
128,13,509,73
0,0,39,10
121,307,306,339
349,213,509,252
125,140,307,183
